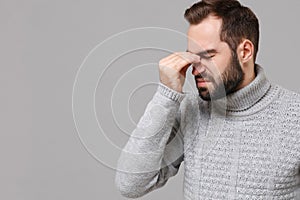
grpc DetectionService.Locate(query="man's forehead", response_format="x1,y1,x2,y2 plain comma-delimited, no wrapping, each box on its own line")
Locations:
187,39,219,55
187,15,222,52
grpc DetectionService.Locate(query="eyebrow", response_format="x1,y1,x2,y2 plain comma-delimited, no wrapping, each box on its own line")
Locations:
186,49,217,57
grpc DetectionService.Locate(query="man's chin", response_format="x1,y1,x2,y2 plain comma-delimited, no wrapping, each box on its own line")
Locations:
199,95,212,101
198,87,227,101
198,88,212,101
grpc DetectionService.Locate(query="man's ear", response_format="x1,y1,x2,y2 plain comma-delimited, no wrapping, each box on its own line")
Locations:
237,39,254,64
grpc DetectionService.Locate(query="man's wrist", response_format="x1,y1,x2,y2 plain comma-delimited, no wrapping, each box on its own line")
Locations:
157,82,186,103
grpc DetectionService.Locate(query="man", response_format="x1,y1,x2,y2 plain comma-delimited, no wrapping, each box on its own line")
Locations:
115,0,300,199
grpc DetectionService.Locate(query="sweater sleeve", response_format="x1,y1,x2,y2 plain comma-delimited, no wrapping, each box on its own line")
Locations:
115,83,185,198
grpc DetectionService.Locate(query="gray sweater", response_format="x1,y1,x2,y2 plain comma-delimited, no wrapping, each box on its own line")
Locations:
115,65,300,199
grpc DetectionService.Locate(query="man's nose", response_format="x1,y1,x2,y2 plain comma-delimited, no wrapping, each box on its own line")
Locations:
192,63,206,76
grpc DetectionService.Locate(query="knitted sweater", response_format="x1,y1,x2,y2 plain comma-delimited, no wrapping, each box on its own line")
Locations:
115,65,300,199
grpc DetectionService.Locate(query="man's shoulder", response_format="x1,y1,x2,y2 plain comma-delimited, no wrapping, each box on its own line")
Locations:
273,84,300,137
276,84,300,103
274,84,300,117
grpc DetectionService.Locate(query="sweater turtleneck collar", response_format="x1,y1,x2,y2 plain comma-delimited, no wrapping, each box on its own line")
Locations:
211,64,273,115
226,64,271,111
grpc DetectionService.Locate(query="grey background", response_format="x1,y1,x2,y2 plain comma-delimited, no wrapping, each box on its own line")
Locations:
1,0,300,200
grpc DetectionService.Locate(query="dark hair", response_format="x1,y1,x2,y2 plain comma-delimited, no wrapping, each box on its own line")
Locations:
184,0,259,61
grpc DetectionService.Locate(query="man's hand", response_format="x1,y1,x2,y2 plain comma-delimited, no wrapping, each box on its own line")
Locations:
159,52,200,93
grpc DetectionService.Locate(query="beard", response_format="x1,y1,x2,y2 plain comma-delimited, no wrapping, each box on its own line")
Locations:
195,52,244,101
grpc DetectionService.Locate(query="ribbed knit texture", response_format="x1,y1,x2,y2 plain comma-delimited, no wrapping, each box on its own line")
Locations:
115,65,300,199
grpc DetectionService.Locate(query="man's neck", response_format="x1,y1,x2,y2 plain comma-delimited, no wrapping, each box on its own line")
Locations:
236,63,256,91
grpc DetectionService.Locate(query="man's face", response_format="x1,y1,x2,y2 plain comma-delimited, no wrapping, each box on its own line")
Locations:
187,15,244,101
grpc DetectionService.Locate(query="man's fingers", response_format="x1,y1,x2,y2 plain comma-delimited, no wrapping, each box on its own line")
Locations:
174,52,200,63
160,52,200,71
173,54,200,71
158,51,200,93
180,63,191,76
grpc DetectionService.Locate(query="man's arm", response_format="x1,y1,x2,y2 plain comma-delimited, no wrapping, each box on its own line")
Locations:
115,83,185,198
115,52,200,198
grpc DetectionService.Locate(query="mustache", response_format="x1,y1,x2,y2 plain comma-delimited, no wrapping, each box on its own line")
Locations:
195,72,214,82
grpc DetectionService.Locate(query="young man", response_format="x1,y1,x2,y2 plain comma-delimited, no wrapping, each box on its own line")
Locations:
116,0,300,199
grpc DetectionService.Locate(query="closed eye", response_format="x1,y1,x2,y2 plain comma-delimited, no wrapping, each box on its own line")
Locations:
201,54,215,59
186,49,217,60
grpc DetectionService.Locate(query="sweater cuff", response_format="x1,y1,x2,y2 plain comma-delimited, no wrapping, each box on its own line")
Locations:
156,83,186,103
